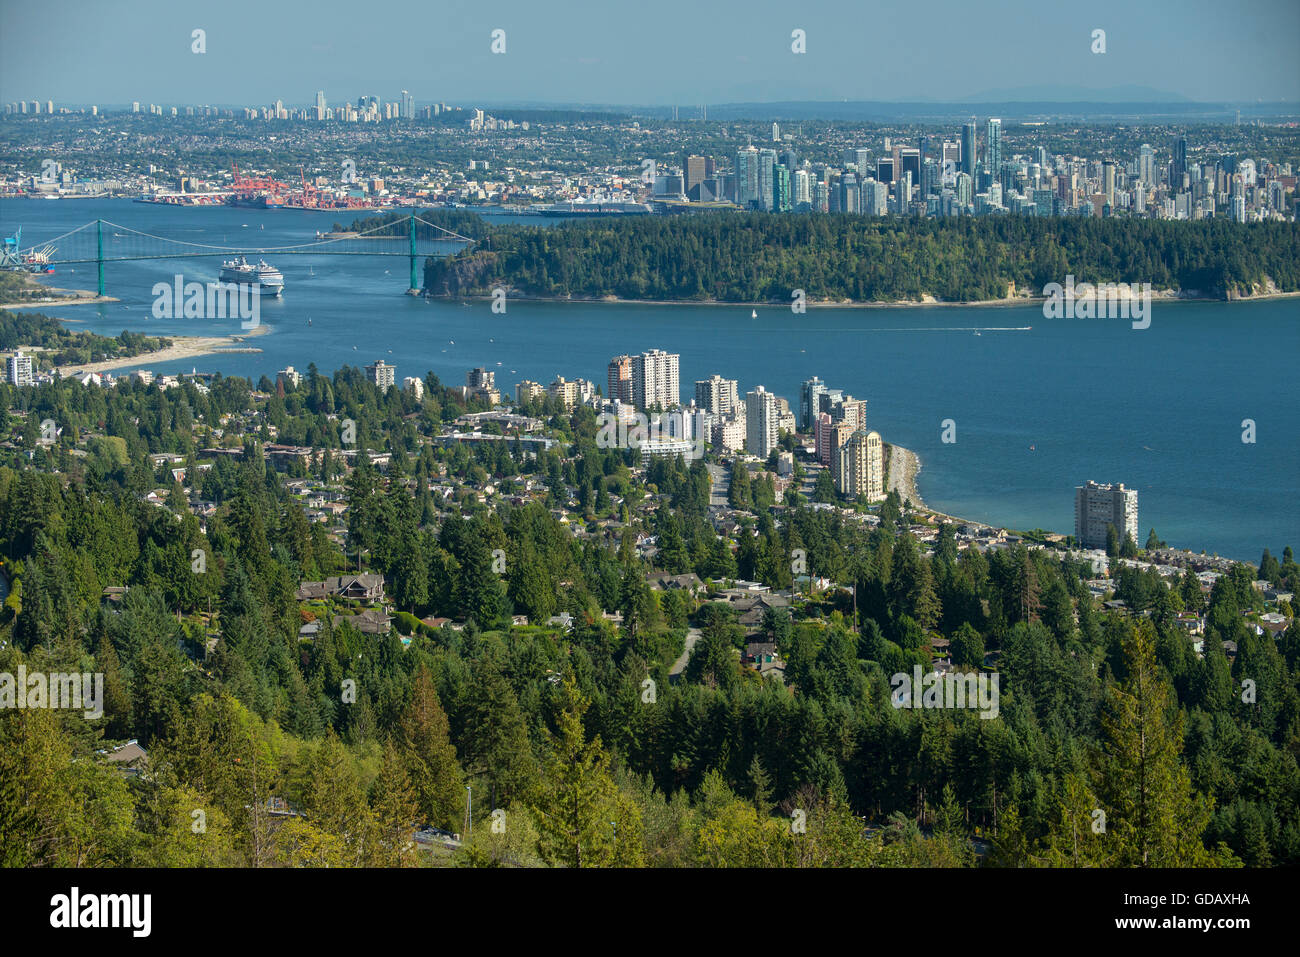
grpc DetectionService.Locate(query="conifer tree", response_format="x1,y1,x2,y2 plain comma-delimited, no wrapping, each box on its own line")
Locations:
400,665,464,831
530,675,643,867
1092,622,1227,867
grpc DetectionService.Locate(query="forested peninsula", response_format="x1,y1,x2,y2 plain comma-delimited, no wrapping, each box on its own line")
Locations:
422,213,1300,304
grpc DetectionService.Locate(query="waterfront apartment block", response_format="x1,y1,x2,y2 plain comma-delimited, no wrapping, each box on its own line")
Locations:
607,355,633,404
548,376,579,410
1075,480,1139,549
605,350,679,411
800,376,826,430
833,429,885,502
696,374,740,416
803,375,867,433
632,349,680,410
365,359,395,393
515,379,545,403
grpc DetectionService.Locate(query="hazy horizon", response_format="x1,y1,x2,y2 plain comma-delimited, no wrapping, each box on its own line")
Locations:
2,0,1297,108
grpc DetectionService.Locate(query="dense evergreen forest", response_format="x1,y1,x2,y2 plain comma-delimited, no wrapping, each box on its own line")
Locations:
423,213,1300,303
1,323,1298,867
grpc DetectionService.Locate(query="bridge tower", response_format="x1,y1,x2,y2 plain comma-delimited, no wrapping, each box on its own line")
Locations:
408,213,419,293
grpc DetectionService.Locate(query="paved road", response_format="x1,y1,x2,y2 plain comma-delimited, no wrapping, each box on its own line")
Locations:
707,463,729,508
669,627,702,682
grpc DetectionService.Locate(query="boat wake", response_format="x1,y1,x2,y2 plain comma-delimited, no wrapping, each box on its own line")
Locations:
792,326,1033,333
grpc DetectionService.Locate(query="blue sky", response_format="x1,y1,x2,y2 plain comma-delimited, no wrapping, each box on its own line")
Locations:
2,0,1297,107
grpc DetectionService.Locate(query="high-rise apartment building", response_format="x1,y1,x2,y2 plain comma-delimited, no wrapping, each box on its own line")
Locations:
1102,161,1116,209
607,355,634,404
840,171,859,213
837,397,867,429
1172,136,1188,182
516,379,545,403
1138,144,1155,187
942,140,961,171
547,376,580,410
685,155,708,194
631,349,680,410
757,150,777,211
961,122,977,177
833,429,884,501
735,146,760,208
5,350,34,387
1074,481,1138,549
863,178,889,215
799,376,827,430
955,172,973,207
899,148,921,188
825,420,856,479
986,118,1002,173
366,359,395,392
768,164,787,211
745,386,779,459
792,168,811,207
464,368,500,405
696,375,740,415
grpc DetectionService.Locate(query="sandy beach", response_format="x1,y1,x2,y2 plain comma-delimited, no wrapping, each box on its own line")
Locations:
54,323,269,375
0,274,119,309
0,294,120,308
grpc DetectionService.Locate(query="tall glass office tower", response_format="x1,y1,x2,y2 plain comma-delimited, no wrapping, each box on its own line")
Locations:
757,150,777,211
735,147,760,208
986,118,1002,173
961,121,977,177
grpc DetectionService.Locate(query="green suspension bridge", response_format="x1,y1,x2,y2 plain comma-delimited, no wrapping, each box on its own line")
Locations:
2,213,474,295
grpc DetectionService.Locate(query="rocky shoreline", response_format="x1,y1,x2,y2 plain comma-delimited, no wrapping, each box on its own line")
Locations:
888,444,924,509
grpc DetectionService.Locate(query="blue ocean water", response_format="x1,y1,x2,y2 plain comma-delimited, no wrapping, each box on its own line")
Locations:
4,198,1296,561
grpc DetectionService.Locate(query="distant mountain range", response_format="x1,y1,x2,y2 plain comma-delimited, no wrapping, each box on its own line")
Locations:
959,84,1193,103
475,92,1295,122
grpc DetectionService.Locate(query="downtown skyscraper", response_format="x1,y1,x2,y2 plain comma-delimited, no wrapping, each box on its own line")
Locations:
986,118,1002,174
735,146,760,208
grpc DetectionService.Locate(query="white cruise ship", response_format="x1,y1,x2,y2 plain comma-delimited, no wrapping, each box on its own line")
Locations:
219,256,284,297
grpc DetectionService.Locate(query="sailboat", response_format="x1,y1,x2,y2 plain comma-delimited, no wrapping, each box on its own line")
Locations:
751,309,758,318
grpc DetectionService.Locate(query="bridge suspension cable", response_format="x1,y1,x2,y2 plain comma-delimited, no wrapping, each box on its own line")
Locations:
7,213,475,294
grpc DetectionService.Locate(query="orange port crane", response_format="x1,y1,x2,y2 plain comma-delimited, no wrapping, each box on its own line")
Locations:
230,162,289,195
